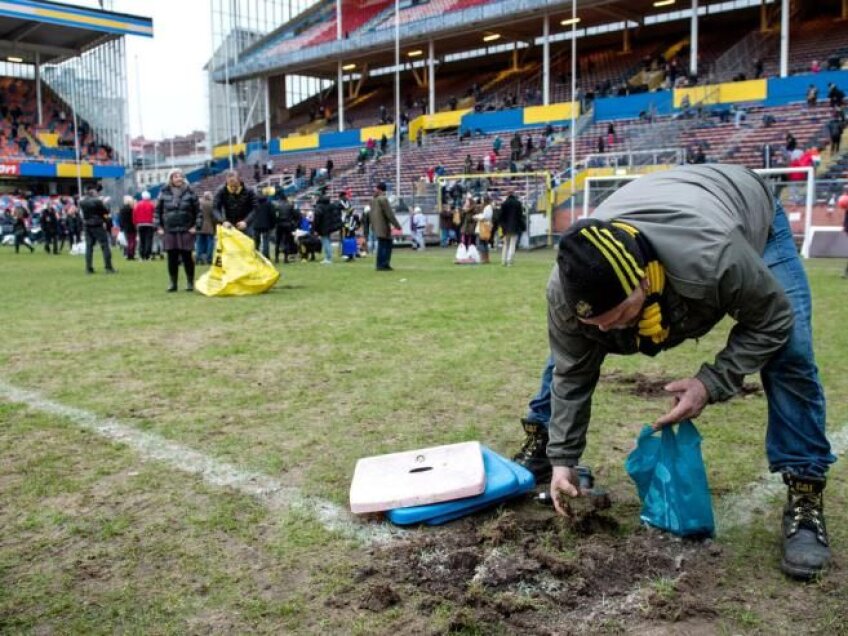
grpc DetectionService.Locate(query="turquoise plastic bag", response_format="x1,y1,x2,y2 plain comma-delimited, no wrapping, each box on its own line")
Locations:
624,420,715,537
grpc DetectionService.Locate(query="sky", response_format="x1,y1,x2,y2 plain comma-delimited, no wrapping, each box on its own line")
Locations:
84,0,214,140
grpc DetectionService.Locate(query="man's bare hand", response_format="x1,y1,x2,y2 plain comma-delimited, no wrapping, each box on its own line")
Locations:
654,377,709,430
236,221,247,230
550,466,581,516
222,221,233,229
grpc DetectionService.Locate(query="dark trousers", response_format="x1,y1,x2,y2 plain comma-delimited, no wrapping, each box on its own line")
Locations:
69,229,81,246
85,225,113,272
14,233,32,253
125,231,137,259
376,237,393,270
275,226,296,262
138,226,154,260
43,231,58,254
167,249,195,286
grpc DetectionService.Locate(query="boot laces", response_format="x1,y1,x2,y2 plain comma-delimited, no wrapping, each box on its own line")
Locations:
788,493,828,545
517,429,546,458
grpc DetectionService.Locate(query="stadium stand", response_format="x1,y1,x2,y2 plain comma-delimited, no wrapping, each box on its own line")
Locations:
0,77,114,163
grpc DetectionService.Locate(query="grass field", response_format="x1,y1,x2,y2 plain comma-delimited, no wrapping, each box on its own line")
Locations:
1,245,847,635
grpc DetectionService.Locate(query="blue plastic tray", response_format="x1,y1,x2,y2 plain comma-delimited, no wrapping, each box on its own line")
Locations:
386,447,535,526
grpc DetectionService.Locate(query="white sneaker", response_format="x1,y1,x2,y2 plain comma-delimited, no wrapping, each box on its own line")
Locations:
320,259,332,265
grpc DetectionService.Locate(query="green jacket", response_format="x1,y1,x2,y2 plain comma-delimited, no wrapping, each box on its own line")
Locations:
547,164,794,467
369,193,400,239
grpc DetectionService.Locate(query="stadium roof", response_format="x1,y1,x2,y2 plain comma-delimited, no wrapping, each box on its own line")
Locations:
215,0,747,82
0,0,153,64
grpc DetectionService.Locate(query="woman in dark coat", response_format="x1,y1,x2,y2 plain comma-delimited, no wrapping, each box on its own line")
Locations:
156,169,200,292
498,191,525,266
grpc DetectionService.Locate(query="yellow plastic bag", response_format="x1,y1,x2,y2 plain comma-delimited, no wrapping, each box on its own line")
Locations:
195,226,280,297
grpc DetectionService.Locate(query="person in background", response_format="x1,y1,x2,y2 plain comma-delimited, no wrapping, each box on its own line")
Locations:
133,191,156,261
370,182,401,271
341,200,361,261
410,205,426,251
498,190,524,266
195,191,217,265
807,84,818,108
460,194,477,250
252,187,278,259
12,207,33,253
156,169,199,292
80,189,116,274
213,170,256,231
66,206,82,248
118,195,136,261
274,192,300,264
473,195,493,264
362,204,374,255
439,202,454,247
41,204,59,255
312,189,335,265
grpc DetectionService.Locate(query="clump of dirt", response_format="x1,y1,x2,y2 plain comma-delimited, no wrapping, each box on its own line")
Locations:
357,582,400,612
641,571,720,622
339,504,725,634
605,371,762,399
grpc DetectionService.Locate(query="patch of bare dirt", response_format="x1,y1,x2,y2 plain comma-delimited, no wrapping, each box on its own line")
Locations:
604,371,762,399
330,507,726,635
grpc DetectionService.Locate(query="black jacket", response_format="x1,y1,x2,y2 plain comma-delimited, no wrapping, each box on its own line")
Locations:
80,195,110,227
213,182,257,226
253,199,278,232
155,185,200,233
498,195,525,235
312,196,335,236
118,204,135,233
41,209,58,234
276,200,300,230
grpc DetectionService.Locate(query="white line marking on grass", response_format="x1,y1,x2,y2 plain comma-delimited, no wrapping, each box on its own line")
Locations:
0,380,400,545
717,425,848,530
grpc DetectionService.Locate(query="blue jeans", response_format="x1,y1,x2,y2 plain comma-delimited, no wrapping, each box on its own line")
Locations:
255,231,272,259
528,203,834,477
195,233,215,264
376,237,393,269
526,354,554,426
367,231,376,254
761,203,834,477
321,235,332,262
440,228,451,247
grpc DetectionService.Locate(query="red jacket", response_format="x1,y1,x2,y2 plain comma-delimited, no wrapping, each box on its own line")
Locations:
132,199,155,225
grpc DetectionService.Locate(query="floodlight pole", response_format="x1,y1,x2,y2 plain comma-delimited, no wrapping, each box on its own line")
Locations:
395,0,401,200
224,15,234,170
264,76,271,143
542,14,550,106
35,51,42,126
337,0,344,132
780,0,789,77
569,0,577,227
71,83,83,200
428,39,435,115
690,0,698,77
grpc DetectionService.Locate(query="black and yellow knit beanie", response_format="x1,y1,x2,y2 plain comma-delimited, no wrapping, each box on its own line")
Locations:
557,218,646,319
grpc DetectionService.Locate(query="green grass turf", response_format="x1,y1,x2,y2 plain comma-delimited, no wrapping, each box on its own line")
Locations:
1,246,846,633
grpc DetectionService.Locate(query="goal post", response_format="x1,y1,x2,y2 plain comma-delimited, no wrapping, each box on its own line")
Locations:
581,167,835,258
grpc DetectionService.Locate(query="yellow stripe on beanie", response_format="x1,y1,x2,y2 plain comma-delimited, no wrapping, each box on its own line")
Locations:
598,227,645,284
579,227,635,296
